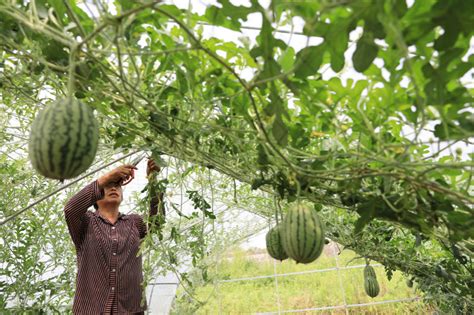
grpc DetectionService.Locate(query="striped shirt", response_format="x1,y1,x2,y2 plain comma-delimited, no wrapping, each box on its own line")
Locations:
64,180,164,315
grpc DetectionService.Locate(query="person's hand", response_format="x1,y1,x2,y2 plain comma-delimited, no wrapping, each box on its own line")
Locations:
98,164,137,188
146,158,161,177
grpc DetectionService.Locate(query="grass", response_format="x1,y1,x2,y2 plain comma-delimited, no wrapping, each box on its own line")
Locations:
177,245,433,314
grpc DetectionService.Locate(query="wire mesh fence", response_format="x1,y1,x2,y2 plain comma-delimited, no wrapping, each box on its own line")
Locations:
171,241,433,314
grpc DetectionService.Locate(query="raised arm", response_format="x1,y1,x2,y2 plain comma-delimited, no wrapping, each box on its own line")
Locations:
65,164,137,249
64,180,103,249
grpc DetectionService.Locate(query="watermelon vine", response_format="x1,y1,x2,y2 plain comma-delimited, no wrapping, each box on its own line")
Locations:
0,0,473,312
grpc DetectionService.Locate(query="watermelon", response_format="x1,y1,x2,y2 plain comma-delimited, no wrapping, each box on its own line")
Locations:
364,265,380,298
364,264,377,279
28,98,99,180
265,225,288,261
280,203,325,264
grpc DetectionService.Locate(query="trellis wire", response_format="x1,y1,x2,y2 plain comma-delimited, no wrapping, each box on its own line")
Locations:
218,263,382,283
148,282,179,285
260,297,421,314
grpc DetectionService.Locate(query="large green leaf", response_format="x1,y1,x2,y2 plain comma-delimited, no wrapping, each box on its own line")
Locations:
294,44,325,78
203,0,254,31
352,33,378,73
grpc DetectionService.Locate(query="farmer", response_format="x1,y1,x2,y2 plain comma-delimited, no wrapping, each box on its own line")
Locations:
64,159,165,315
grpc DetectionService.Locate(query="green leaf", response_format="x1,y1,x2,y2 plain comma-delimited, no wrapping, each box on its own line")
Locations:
113,134,135,149
257,144,269,167
70,2,95,33
155,4,183,17
272,115,288,147
352,34,378,72
294,44,325,78
251,7,286,81
116,0,135,11
434,113,474,140
331,52,345,72
278,47,295,73
176,68,189,95
203,0,254,31
326,19,350,72
288,122,309,148
433,9,461,51
354,201,376,234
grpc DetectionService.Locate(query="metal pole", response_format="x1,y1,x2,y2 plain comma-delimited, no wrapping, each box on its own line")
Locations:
334,245,349,315
273,259,282,315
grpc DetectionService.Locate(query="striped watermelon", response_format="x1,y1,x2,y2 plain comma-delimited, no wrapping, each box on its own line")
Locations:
364,264,377,279
265,225,288,261
364,265,380,297
28,98,99,180
280,203,325,264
